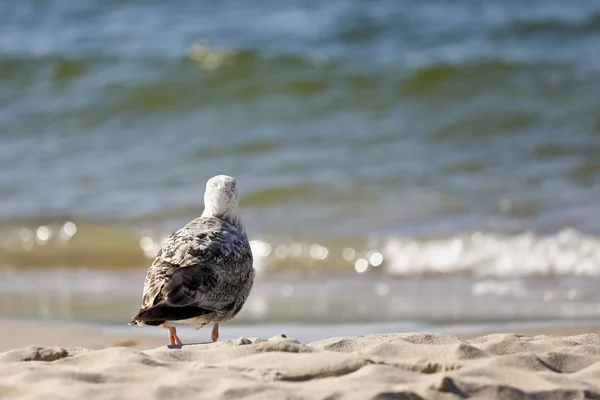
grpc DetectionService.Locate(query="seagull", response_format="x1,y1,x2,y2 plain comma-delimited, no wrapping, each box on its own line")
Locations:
129,175,255,345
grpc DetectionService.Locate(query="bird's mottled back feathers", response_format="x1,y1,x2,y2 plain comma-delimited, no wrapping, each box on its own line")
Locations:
138,216,253,320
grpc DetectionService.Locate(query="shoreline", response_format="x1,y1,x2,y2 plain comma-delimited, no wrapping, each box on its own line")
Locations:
4,318,600,352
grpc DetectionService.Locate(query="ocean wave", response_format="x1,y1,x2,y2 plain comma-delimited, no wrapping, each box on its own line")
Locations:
1,44,591,127
398,58,575,98
493,12,600,38
398,59,520,95
0,55,116,83
1,221,598,278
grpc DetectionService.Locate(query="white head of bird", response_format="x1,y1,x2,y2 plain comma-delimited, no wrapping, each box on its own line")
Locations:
202,175,241,227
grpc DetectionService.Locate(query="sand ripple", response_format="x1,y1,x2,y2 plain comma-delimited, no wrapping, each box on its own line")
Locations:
1,333,600,399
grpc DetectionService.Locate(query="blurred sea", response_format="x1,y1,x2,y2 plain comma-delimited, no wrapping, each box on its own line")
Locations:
1,0,600,337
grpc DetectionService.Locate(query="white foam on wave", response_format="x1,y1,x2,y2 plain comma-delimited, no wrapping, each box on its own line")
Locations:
382,228,600,277
249,228,600,277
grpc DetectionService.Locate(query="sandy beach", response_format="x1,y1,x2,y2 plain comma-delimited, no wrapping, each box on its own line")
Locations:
1,320,600,399
3,0,600,398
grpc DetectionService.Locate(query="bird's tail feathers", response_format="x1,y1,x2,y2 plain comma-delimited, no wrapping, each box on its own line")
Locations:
128,302,212,326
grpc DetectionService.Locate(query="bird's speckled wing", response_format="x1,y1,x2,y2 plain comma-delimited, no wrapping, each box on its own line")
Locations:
139,217,245,315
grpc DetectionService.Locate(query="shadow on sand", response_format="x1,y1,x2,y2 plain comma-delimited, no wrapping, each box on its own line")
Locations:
167,341,212,349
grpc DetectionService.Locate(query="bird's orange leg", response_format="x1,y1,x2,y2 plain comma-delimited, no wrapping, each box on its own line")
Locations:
161,322,183,345
211,322,219,342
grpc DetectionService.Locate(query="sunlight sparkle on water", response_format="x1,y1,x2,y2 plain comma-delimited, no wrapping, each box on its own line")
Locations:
369,252,383,267
309,244,328,260
62,221,77,237
342,247,356,261
36,226,52,244
354,258,369,273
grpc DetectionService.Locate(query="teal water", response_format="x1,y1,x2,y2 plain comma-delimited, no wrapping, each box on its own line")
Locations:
1,0,600,327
